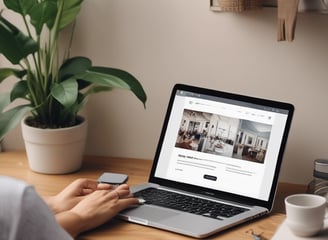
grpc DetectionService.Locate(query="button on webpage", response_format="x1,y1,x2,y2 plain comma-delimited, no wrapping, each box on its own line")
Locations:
204,174,217,181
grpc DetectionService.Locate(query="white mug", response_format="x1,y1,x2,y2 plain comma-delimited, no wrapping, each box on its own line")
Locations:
285,193,327,237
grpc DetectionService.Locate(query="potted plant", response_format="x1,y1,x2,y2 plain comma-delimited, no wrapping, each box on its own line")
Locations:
0,0,147,174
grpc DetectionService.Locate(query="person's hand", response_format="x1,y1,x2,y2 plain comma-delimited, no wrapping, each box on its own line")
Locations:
56,184,139,237
45,178,113,214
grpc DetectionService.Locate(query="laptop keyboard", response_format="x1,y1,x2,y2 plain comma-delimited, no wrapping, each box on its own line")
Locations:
134,188,249,219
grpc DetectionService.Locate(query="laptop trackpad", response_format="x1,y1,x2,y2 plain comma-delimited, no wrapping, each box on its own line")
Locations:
123,205,179,222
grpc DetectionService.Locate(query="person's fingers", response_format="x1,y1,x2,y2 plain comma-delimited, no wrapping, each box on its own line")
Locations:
114,189,131,199
116,198,140,210
81,188,95,195
114,184,131,192
104,191,140,210
67,190,140,235
68,178,99,194
76,179,113,195
113,184,133,199
78,179,99,191
97,183,114,190
76,179,112,195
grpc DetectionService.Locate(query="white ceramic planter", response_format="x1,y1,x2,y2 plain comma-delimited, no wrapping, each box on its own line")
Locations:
21,116,88,174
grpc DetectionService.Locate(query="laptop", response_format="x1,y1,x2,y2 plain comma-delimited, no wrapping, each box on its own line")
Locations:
119,83,294,238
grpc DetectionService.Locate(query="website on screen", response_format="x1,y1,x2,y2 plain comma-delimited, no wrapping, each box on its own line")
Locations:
155,93,289,201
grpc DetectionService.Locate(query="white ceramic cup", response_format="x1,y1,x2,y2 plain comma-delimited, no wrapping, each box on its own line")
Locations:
285,193,327,237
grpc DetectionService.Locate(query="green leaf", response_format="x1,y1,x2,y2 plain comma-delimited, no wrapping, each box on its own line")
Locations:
59,56,92,81
28,0,57,35
75,67,147,106
59,57,93,91
85,85,113,95
3,0,37,16
0,93,11,112
29,1,57,35
59,0,84,30
0,104,32,140
0,15,39,64
51,78,78,108
10,80,29,101
60,92,86,120
0,68,26,83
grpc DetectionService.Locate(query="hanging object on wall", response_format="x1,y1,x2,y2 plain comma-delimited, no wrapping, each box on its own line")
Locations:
298,0,328,13
211,0,328,13
210,0,327,42
210,0,263,12
277,0,300,42
261,0,328,13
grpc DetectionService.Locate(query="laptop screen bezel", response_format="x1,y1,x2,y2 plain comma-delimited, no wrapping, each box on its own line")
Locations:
149,84,294,210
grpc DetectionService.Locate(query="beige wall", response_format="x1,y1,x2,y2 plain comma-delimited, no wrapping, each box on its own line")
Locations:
2,0,328,184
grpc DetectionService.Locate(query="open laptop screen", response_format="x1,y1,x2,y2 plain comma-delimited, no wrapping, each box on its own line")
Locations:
153,84,294,202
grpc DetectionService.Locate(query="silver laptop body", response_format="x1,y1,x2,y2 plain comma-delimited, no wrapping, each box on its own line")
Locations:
119,84,294,238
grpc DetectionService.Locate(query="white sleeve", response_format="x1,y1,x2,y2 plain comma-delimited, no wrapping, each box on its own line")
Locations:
0,176,73,240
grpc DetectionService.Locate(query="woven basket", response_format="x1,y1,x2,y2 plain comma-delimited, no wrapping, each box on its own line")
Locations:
218,0,263,12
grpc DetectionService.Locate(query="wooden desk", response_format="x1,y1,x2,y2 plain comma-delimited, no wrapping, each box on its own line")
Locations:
0,151,307,240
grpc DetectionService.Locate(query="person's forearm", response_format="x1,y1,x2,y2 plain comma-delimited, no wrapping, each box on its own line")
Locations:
56,211,85,237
